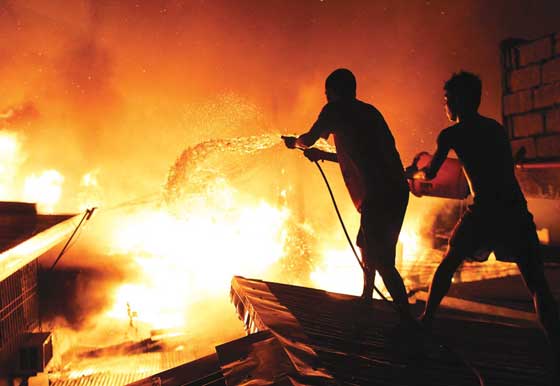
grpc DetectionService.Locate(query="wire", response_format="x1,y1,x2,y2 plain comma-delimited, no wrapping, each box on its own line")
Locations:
49,208,95,271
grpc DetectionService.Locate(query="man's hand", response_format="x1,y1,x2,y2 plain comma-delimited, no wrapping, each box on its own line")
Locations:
281,135,298,149
405,165,429,180
421,167,436,180
303,148,325,162
404,164,418,180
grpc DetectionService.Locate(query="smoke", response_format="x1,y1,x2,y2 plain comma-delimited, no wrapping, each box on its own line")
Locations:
1,0,559,212
0,102,40,127
3,0,559,372
39,266,126,329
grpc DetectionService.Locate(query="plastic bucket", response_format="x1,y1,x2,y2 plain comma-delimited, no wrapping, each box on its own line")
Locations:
408,152,469,199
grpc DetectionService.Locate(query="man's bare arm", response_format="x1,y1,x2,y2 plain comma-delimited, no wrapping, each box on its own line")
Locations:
320,151,338,163
296,119,326,148
423,133,451,180
303,148,338,163
283,104,335,162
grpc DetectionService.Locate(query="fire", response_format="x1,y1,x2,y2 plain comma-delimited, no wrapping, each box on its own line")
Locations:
309,227,423,298
398,226,422,265
105,178,289,330
23,170,64,213
0,131,65,213
309,248,368,296
79,170,102,211
82,171,99,187
0,131,22,199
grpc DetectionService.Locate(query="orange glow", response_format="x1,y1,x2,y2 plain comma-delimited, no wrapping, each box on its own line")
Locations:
309,225,424,298
0,131,23,200
310,248,371,296
23,170,64,213
78,170,103,211
104,178,289,330
398,226,422,266
1,3,557,384
0,131,66,213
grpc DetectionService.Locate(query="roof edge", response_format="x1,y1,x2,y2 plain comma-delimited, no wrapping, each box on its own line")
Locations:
0,214,80,281
230,276,337,385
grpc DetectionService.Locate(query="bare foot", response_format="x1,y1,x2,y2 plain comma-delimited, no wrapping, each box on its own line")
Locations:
360,286,373,300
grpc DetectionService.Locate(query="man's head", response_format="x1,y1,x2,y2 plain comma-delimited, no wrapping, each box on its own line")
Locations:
443,71,482,122
325,68,356,102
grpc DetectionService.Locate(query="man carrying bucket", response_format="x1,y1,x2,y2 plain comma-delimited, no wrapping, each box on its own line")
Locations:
283,68,412,322
414,71,560,373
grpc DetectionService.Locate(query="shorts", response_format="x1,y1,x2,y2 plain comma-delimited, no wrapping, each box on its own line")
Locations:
356,192,408,267
448,203,540,263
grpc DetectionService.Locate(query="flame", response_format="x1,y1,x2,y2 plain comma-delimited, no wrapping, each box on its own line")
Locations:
398,226,422,264
105,179,289,330
0,131,66,213
78,170,103,211
309,248,366,296
82,171,99,187
309,220,426,298
0,131,23,199
23,170,64,213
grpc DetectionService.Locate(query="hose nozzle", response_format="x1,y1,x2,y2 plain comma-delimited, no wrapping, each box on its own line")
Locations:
281,135,298,149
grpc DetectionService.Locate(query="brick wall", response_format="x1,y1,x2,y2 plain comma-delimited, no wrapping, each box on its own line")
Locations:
502,34,560,159
502,34,560,199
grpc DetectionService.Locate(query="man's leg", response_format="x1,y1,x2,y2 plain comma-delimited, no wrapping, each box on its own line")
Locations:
377,263,412,319
360,247,376,300
517,256,560,371
360,248,376,300
419,248,465,328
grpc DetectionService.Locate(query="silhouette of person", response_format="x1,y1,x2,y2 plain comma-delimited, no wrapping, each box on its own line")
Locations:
415,71,560,373
283,68,412,320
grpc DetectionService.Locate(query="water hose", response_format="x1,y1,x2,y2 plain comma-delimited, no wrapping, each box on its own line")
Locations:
312,160,391,303
290,143,485,386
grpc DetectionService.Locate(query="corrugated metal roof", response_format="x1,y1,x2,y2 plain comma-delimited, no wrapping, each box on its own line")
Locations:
128,352,225,386
129,274,554,385
52,350,196,386
229,276,550,386
445,267,560,312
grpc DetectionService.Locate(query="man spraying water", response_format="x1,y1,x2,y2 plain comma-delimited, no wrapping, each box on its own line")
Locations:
282,68,412,322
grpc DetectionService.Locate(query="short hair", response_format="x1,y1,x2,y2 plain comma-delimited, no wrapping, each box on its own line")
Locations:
325,68,356,98
444,71,482,111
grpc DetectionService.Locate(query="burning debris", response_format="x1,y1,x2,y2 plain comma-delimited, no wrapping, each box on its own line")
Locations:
1,2,558,385
2,126,532,385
